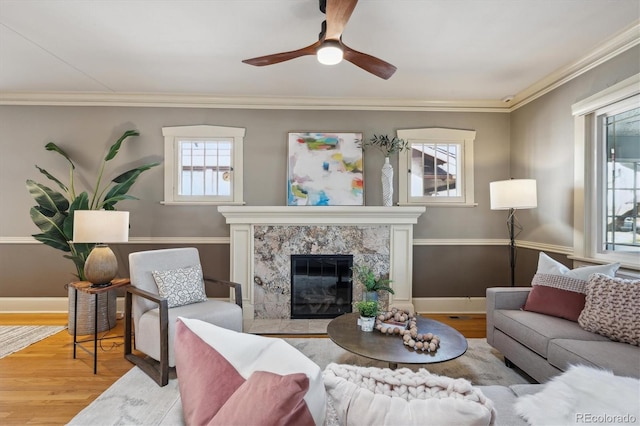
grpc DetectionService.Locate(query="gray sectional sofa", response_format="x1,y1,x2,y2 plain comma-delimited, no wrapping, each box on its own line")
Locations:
486,287,640,383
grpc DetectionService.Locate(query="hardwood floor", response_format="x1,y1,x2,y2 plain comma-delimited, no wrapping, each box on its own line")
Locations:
0,312,486,425
0,313,132,425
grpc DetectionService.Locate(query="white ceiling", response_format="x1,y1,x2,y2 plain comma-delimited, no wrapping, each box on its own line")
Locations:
0,0,639,107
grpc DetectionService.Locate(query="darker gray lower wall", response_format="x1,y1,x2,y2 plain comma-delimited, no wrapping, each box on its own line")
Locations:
0,244,230,298
1,242,571,299
412,246,571,297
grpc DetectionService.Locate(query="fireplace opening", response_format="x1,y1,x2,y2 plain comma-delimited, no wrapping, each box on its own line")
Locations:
290,255,353,319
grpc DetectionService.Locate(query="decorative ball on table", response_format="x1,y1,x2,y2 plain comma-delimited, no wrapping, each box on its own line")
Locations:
374,307,441,352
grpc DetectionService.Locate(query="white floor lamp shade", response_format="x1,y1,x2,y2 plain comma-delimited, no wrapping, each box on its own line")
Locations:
73,210,129,286
490,179,537,210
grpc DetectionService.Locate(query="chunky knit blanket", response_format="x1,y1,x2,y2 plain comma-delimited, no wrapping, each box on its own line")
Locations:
323,363,496,426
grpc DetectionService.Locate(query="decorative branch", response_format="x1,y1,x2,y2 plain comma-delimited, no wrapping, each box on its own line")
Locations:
358,134,408,157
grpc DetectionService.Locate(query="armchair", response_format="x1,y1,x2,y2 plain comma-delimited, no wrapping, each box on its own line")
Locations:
124,247,242,386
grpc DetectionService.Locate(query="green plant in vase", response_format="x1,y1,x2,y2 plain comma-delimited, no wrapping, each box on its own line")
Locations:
355,300,379,332
355,300,379,318
358,134,409,206
353,264,395,302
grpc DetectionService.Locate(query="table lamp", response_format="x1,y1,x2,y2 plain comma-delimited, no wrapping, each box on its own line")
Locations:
490,179,537,286
73,210,129,287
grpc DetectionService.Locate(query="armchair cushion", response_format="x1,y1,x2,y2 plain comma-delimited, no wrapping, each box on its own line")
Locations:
152,265,207,308
174,317,324,426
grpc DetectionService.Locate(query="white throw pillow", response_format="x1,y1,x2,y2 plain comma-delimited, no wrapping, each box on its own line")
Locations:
152,265,208,308
536,252,619,282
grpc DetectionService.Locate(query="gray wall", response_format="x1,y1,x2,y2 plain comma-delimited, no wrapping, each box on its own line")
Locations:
510,46,640,247
1,45,638,299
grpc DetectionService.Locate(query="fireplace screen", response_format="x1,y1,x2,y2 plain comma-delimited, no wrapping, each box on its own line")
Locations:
290,255,353,319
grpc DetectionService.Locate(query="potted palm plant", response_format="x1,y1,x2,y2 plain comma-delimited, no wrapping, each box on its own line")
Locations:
26,129,159,334
355,300,378,332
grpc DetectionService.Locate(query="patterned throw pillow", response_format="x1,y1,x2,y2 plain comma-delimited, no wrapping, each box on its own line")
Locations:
522,253,620,322
578,273,640,346
152,265,208,308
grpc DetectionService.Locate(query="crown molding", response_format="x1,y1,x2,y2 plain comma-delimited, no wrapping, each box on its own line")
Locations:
509,22,640,111
0,91,509,112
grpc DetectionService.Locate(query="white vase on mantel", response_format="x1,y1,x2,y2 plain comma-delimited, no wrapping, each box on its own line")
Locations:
381,157,393,207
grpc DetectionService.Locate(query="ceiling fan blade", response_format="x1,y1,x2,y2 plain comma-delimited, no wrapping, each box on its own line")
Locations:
243,40,322,66
325,0,358,40
342,43,397,80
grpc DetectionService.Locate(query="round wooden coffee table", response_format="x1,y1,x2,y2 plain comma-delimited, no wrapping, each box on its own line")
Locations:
327,312,468,369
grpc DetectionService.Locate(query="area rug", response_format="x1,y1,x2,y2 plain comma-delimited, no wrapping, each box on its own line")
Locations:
69,338,533,425
0,325,66,359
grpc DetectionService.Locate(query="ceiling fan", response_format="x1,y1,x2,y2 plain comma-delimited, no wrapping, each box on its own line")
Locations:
242,0,396,80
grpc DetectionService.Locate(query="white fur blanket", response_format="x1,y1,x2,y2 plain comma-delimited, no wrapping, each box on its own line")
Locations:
323,363,496,426
515,365,640,426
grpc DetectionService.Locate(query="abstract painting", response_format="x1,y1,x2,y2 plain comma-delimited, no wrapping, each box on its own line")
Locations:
287,132,364,206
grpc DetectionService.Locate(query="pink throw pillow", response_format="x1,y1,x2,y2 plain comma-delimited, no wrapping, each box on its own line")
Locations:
523,285,586,322
209,371,315,426
174,319,246,425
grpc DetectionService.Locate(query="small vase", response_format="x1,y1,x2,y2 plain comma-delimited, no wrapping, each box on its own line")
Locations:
360,316,375,332
363,291,378,303
381,157,393,207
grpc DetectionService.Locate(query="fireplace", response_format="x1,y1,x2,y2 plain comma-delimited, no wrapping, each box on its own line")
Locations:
290,255,353,319
218,206,426,320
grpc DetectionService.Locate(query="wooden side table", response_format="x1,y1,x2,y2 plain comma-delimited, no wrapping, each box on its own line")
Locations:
70,278,130,374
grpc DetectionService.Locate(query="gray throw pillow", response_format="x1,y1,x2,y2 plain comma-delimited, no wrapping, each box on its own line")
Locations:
152,265,208,308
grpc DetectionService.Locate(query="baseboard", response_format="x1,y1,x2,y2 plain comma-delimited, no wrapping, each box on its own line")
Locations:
413,297,486,314
2,296,487,315
0,297,125,314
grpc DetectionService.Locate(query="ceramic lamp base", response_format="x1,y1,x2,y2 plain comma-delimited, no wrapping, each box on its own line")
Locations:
84,244,118,286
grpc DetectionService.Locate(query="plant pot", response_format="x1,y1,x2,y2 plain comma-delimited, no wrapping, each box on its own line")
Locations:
363,291,378,303
360,316,375,332
67,285,117,336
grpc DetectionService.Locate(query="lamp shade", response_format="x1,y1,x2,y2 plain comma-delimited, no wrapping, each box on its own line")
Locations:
73,210,129,243
490,179,537,210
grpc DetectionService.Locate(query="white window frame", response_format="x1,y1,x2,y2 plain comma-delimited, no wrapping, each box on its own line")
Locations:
162,125,245,205
572,73,640,270
397,127,476,206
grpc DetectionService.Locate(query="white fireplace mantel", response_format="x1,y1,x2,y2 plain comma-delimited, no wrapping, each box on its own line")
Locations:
218,206,426,225
218,206,426,319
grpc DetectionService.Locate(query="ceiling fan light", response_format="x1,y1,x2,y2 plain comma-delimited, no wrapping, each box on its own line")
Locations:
317,41,343,65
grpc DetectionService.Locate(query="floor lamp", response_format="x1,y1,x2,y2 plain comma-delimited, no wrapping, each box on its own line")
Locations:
73,210,129,287
490,179,537,286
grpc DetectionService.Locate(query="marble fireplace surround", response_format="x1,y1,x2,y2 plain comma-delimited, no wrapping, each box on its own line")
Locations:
218,206,426,320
